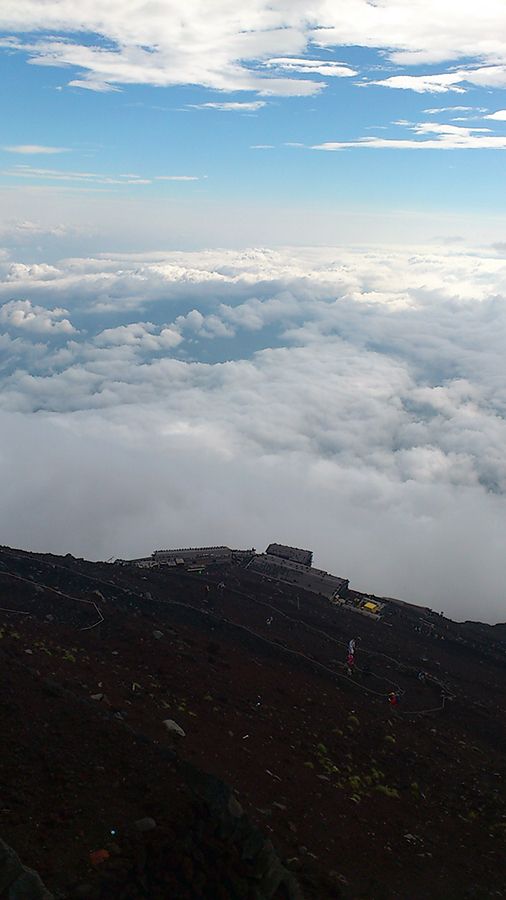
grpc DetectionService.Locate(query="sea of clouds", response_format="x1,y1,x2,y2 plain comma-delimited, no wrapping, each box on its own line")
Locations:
2,244,506,623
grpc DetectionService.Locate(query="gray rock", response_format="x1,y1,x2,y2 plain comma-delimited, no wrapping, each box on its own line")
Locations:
152,630,164,640
0,839,54,899
241,829,265,861
228,794,243,818
5,869,52,900
90,693,103,701
0,841,23,893
163,719,185,737
260,854,285,898
134,817,157,832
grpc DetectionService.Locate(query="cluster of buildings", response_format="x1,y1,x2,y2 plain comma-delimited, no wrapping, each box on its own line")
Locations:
119,542,389,617
120,541,350,604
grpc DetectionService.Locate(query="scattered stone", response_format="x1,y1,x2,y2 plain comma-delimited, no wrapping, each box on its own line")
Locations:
90,694,103,701
24,649,33,655
152,630,164,640
404,833,417,842
134,817,157,832
163,719,186,737
45,615,54,622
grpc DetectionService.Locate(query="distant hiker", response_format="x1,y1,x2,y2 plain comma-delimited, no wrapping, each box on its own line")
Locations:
348,639,356,655
266,616,273,627
389,691,400,708
418,671,426,683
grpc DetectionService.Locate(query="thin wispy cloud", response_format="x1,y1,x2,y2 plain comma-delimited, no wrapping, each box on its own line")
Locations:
189,101,267,112
313,122,506,150
2,165,152,184
154,175,202,181
2,144,71,154
264,58,357,77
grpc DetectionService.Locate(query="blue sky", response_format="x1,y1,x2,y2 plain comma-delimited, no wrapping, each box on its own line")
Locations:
3,2,506,250
2,2,506,622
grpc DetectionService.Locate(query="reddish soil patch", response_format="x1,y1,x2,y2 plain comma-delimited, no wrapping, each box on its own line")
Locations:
1,546,505,899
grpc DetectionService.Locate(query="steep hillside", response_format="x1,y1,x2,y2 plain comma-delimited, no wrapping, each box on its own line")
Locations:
0,545,505,900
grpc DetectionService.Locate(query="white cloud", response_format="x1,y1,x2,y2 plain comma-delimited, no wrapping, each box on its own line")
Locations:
189,101,267,111
2,144,71,154
154,175,201,181
373,66,506,94
264,57,357,77
313,121,506,150
4,1,506,96
2,165,152,185
0,299,75,333
372,73,466,93
486,109,506,120
3,244,506,623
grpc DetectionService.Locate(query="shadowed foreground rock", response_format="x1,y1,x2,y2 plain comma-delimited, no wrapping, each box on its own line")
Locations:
0,838,54,900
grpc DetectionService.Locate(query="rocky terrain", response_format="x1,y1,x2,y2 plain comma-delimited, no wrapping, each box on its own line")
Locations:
0,544,505,900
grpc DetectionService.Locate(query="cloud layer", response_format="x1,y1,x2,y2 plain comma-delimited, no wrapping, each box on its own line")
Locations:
1,245,506,622
3,0,506,95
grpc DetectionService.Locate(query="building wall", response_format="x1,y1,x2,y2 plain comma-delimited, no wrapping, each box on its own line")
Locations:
266,544,313,567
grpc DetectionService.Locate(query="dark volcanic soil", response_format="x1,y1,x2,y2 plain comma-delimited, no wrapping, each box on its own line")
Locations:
0,545,505,899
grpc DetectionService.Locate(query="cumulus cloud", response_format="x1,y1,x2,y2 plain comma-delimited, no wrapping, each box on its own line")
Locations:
0,299,75,333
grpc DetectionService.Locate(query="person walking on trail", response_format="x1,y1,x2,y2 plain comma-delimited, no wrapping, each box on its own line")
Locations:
389,691,401,708
348,639,356,655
